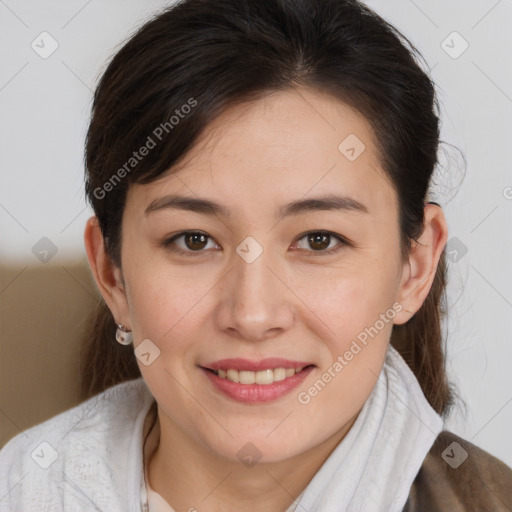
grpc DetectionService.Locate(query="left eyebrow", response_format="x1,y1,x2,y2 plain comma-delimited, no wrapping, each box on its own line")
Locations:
278,194,369,218
144,193,369,219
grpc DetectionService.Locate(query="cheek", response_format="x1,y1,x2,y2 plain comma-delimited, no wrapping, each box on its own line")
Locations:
296,266,399,402
294,271,395,426
295,258,398,339
122,256,205,345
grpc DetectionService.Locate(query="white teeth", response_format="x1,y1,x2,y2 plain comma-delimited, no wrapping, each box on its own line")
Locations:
239,370,255,384
255,369,274,385
214,366,307,385
273,368,286,381
227,369,239,383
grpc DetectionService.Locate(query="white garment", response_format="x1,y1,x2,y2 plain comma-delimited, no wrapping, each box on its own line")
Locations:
0,343,444,512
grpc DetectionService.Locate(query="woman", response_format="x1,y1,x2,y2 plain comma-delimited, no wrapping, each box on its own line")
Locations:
1,0,511,510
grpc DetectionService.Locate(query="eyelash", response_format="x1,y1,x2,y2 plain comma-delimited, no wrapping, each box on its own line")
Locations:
161,230,350,257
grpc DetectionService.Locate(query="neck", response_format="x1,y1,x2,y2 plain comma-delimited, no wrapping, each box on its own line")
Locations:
147,408,358,512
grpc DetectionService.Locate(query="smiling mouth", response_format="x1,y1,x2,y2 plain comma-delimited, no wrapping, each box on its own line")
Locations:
203,365,315,385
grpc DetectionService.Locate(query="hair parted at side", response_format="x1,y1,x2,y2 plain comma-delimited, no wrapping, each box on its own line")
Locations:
81,0,461,416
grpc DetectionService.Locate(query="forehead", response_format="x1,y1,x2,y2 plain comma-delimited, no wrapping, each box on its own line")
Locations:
127,87,397,220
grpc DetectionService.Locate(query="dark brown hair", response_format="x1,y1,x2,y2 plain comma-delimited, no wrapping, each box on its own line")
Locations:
80,0,460,416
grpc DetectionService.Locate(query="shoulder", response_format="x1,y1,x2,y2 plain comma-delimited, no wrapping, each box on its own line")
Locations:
404,430,512,511
0,377,154,512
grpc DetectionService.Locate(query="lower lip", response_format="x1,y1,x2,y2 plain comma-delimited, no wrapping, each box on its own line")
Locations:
200,366,315,404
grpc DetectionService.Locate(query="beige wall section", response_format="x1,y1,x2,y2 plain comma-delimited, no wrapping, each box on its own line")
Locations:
0,259,98,449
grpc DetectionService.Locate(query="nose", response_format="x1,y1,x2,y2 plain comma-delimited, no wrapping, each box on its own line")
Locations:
214,245,295,342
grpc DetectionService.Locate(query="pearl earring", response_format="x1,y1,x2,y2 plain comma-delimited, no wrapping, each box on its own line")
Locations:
115,324,133,345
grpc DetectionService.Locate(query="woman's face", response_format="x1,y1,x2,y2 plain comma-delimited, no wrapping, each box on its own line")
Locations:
115,87,410,462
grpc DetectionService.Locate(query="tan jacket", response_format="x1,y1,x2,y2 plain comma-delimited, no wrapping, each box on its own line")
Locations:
403,430,512,511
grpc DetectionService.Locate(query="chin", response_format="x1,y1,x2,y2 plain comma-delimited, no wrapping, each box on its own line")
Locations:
201,430,304,466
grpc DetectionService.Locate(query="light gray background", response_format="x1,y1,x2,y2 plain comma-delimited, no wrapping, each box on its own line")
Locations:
1,0,511,466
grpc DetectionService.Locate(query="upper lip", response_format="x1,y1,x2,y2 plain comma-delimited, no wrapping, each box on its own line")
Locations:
201,358,315,372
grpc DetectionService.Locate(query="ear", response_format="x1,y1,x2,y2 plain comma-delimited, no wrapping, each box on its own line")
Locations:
393,203,448,325
84,216,131,328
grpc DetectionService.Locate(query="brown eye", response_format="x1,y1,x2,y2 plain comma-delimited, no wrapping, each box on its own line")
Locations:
163,231,217,255
308,232,331,251
294,231,348,255
184,232,209,250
